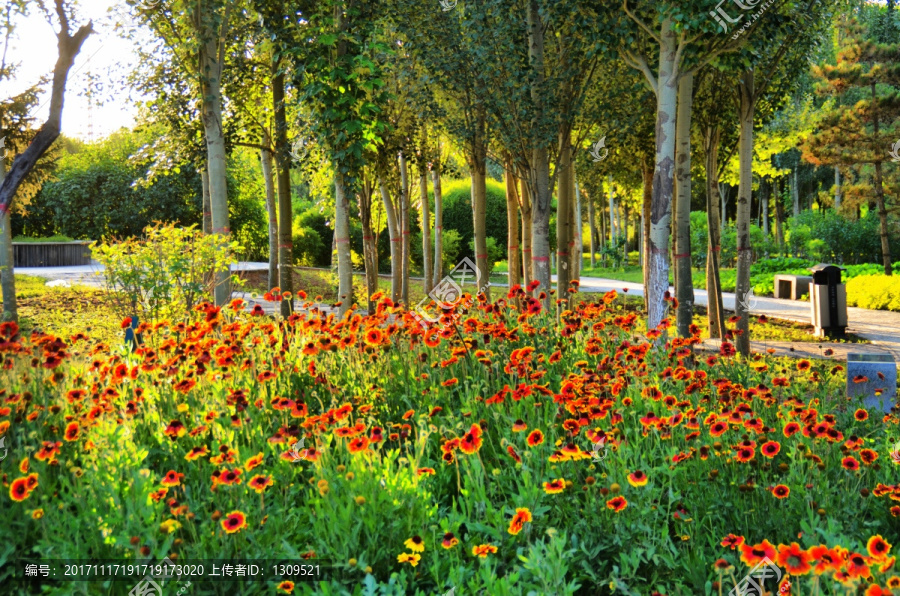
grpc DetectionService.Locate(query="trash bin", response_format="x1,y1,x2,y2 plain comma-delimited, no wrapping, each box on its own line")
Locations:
809,264,847,338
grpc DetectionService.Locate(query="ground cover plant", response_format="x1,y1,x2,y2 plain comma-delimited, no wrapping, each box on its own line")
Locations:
1,284,899,595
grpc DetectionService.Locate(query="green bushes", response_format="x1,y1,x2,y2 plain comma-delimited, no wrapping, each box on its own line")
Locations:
441,178,508,255
15,130,203,240
847,274,900,311
11,235,75,243
92,223,243,324
292,207,333,267
14,131,268,261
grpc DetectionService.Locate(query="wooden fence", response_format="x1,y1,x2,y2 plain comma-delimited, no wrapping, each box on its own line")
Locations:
12,242,92,267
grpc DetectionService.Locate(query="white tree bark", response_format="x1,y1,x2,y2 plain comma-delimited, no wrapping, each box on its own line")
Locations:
432,166,443,287
260,147,278,291
420,165,433,295
399,151,410,305
834,167,841,209
792,169,800,218
674,71,695,337
528,0,551,308
200,30,231,306
647,17,679,331
379,178,402,302
608,175,616,244
735,71,757,356
334,170,354,316
573,172,582,282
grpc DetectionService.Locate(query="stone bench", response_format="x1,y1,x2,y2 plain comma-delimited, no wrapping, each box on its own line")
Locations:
773,274,812,300
847,353,897,413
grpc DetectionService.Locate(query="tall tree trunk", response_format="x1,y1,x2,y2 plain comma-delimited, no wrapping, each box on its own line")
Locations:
587,185,597,268
608,175,616,244
0,156,15,323
432,164,444,287
399,152,410,305
674,71,694,338
520,175,533,289
420,164,433,295
527,0,551,308
334,171,354,316
874,161,892,275
361,189,378,312
735,72,757,356
273,67,294,317
774,178,785,249
379,177,402,302
573,171,582,283
647,17,679,331
720,183,727,227
200,32,231,306
260,146,278,290
641,158,653,312
201,167,211,234
704,124,725,339
556,128,572,308
599,180,607,265
470,136,490,298
358,179,378,312
834,167,842,209
505,156,521,290
761,177,769,238
792,168,800,218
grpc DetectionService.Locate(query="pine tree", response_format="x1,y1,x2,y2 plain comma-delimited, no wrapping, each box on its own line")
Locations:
803,17,900,275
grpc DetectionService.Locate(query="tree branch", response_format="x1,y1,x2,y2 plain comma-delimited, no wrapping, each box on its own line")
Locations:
622,0,662,45
621,49,657,94
0,0,92,215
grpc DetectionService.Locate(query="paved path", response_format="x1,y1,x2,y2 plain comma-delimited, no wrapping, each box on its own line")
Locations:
15,262,900,361
564,274,900,360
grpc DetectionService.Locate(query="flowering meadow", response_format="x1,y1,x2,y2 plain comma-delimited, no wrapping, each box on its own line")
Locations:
1,284,899,595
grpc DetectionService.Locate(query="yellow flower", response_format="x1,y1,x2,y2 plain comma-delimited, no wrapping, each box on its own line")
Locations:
397,552,421,567
31,509,44,520
355,496,366,506
404,536,425,553
177,404,189,413
159,519,181,534
348,558,357,567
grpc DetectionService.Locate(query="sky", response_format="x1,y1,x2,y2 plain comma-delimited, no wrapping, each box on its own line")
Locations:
5,0,144,142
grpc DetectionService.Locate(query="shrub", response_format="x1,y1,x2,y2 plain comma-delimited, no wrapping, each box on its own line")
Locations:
292,208,333,267
441,229,462,274
440,178,508,253
847,274,900,311
92,223,243,325
11,235,75,243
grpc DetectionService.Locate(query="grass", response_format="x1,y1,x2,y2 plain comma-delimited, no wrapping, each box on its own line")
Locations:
11,234,77,243
1,274,121,346
496,257,707,286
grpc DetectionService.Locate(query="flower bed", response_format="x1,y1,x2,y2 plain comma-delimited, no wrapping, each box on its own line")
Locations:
0,288,898,594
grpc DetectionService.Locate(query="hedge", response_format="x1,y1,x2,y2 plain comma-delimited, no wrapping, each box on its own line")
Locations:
847,274,900,312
